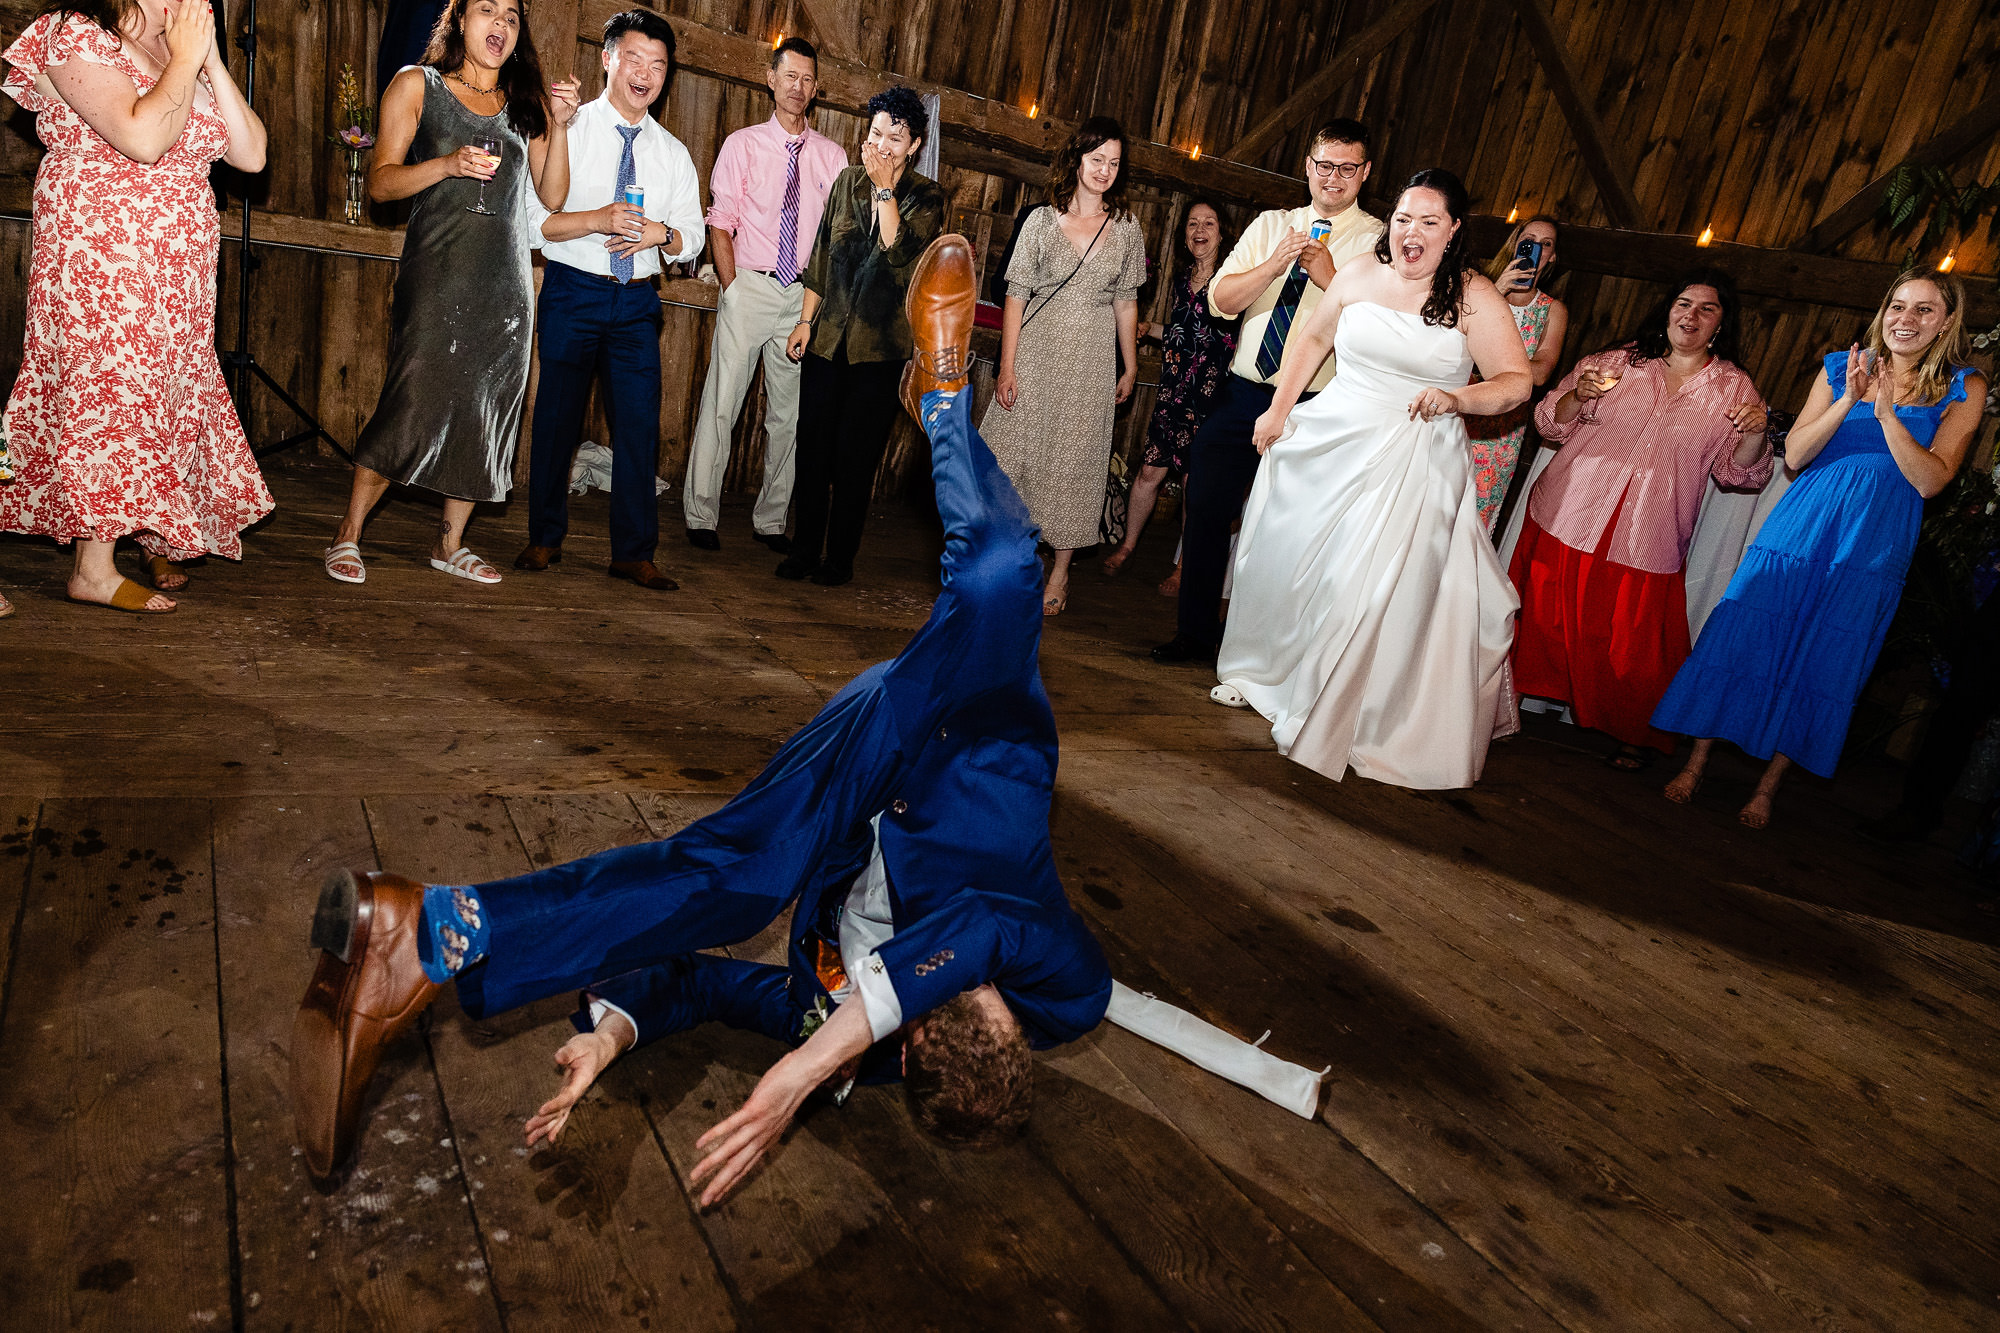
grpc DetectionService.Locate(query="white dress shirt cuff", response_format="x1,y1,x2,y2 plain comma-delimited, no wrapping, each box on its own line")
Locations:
587,996,640,1047
851,953,903,1043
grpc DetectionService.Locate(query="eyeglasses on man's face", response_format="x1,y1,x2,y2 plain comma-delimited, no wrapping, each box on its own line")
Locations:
1308,158,1366,180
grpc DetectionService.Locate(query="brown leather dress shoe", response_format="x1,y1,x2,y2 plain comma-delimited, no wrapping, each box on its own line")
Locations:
900,233,976,422
292,869,442,1183
514,544,562,571
607,559,679,591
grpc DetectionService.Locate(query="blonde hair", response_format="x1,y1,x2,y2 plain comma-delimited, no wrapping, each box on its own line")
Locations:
1483,215,1558,283
1865,273,1971,407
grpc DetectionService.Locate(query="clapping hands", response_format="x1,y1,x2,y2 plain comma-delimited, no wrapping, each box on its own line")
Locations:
1843,343,1879,403
1726,400,1768,435
163,0,215,68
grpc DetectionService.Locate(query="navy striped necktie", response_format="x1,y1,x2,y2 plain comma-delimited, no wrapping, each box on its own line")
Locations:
1254,218,1333,379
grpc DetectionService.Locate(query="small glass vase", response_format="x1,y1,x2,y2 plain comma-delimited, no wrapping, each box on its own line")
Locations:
343,148,367,224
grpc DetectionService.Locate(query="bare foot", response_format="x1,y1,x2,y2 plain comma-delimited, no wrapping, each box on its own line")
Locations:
67,571,174,612
1157,567,1181,598
1738,791,1774,829
1101,547,1132,576
1662,768,1701,804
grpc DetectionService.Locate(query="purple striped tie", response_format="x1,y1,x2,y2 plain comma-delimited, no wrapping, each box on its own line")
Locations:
775,135,804,286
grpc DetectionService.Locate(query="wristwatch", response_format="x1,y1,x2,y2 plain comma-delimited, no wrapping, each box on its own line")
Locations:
873,186,894,202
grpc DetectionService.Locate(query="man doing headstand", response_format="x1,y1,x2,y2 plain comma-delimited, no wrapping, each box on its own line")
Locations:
291,235,1112,1205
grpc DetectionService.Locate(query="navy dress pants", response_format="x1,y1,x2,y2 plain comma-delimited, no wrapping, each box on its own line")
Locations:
527,262,664,564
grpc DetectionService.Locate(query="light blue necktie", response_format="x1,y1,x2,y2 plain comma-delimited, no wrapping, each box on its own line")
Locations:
612,124,642,282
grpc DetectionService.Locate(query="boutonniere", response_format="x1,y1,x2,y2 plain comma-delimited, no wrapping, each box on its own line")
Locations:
800,993,832,1041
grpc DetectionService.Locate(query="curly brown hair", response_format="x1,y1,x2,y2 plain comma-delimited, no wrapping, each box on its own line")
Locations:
904,991,1034,1148
1048,115,1132,220
424,0,549,140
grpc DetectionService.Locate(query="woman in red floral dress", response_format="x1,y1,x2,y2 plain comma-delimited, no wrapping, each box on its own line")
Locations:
1,0,271,613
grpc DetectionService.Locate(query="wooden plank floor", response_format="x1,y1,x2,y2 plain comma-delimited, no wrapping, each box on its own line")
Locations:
2,454,1997,1331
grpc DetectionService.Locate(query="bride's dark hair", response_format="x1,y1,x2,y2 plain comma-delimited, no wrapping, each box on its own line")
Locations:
1372,167,1472,328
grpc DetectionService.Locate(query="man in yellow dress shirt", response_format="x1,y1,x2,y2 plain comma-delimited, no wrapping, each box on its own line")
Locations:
1152,119,1385,663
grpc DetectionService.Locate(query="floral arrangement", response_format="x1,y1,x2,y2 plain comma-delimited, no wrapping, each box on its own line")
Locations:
329,63,375,152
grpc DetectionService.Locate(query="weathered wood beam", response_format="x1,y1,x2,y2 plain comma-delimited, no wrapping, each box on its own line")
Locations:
1224,0,1443,165
1463,213,1999,325
1505,0,1644,229
575,1,1303,209
1791,90,2000,254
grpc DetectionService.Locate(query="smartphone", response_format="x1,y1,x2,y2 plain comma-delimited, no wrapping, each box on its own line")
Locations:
1513,238,1543,288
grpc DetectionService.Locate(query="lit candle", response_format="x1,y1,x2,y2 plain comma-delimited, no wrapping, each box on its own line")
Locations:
1506,206,1519,224
1028,102,1039,119
1939,251,1957,273
1696,225,1713,247
772,32,783,48
1190,144,1201,161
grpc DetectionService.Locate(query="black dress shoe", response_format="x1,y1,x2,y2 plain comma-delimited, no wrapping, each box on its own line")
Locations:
686,529,721,551
754,532,793,555
1150,635,1218,664
775,554,819,581
810,562,853,588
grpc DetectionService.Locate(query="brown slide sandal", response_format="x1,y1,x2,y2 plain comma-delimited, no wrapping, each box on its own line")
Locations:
69,578,176,614
143,554,190,590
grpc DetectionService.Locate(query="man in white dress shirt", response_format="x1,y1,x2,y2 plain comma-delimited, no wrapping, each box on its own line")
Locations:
515,9,705,592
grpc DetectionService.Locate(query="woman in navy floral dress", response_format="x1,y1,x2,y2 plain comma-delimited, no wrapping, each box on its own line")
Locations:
1103,199,1238,592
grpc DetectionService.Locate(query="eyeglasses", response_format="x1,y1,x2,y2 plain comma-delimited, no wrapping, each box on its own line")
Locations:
1308,159,1365,180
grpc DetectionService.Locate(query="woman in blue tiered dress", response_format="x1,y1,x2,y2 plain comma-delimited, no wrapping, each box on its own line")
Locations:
1652,274,1985,828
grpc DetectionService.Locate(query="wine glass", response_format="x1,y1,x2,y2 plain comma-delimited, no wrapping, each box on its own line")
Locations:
467,136,501,215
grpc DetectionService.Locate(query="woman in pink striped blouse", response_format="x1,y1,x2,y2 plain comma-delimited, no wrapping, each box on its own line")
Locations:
1511,271,1775,768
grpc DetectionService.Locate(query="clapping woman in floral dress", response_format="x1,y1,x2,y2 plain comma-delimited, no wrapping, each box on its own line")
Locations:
1,0,272,614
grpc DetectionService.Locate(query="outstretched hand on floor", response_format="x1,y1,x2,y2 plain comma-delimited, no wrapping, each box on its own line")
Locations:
687,992,877,1207
524,1012,634,1147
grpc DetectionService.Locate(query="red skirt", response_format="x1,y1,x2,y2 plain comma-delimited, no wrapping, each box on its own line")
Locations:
1508,510,1690,752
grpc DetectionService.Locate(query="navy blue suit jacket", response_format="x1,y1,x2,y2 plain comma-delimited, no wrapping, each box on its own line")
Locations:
461,388,1111,1057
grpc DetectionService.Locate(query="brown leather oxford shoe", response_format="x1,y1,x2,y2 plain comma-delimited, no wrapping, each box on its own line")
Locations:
513,544,561,571
607,560,680,591
900,233,976,423
292,869,442,1184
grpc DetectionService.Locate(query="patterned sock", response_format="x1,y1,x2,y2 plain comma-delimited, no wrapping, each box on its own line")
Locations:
416,884,491,983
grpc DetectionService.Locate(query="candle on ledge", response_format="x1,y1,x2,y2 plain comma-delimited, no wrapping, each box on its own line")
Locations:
1696,225,1714,247
1938,251,1957,273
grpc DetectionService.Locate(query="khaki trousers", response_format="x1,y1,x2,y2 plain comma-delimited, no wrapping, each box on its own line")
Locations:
682,269,805,534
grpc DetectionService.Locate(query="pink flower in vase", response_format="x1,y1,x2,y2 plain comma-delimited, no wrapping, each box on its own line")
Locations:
336,126,376,150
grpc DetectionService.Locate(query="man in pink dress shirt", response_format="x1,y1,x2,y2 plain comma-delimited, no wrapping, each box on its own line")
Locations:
683,37,849,553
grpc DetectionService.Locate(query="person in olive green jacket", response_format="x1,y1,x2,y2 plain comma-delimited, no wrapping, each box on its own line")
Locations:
774,85,945,587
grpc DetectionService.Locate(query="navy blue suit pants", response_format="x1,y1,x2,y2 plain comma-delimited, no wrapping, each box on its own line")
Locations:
527,261,664,563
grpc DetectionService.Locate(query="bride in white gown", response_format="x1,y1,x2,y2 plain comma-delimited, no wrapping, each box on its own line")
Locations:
1215,169,1533,789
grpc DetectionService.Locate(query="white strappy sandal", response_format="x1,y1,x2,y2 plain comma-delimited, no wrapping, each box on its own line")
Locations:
430,547,501,584
324,542,366,584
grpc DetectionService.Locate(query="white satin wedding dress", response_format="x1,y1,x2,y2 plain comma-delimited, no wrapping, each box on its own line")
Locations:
1217,302,1519,789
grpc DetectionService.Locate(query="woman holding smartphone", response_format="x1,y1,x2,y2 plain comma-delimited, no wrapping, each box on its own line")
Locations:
323,0,576,586
1509,270,1773,771
1654,274,1983,828
1463,215,1567,532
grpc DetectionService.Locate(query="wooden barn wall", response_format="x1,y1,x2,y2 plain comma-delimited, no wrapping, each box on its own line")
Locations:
2,0,1997,492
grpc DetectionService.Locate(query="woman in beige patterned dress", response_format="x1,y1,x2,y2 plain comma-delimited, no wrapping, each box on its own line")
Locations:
983,116,1147,615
